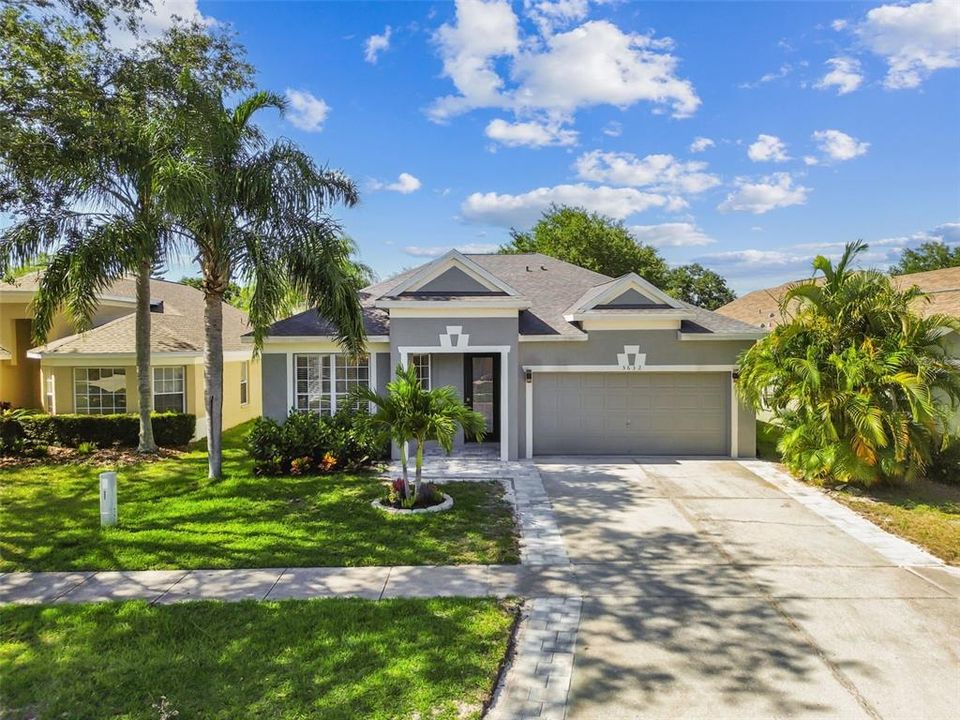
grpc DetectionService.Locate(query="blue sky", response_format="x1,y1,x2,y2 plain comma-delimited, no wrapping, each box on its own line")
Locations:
153,0,959,294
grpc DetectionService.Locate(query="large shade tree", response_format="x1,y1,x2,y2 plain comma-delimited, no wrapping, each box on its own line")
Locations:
737,241,960,485
166,85,366,478
0,4,249,451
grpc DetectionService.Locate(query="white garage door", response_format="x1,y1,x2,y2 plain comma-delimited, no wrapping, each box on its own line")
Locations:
532,372,730,455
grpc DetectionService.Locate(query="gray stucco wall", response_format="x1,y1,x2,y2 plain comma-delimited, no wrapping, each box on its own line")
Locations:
262,353,288,421
390,316,520,459
519,330,757,458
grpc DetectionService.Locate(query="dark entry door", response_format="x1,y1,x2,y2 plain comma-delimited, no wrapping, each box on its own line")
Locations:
463,353,500,442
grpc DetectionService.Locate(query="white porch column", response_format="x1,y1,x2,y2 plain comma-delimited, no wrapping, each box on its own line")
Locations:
525,371,533,459
500,348,509,462
730,372,739,459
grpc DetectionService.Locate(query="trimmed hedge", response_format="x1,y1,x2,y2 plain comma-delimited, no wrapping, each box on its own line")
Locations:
1,413,196,450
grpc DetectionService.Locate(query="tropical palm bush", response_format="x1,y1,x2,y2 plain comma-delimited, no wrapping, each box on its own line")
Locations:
737,241,960,485
358,364,487,501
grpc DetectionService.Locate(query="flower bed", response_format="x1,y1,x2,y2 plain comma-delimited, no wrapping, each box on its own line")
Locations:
372,493,454,515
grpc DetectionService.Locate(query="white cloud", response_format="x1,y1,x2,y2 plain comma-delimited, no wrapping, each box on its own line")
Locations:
718,173,809,214
831,19,848,31
403,242,500,257
284,89,330,132
812,129,870,161
602,121,623,137
803,155,819,166
430,0,522,120
107,0,211,50
815,57,864,95
747,134,790,163
430,1,700,122
857,0,960,89
364,26,392,64
739,64,792,89
698,221,960,281
512,21,701,118
629,222,716,247
485,118,578,147
461,183,673,227
523,0,589,35
371,172,422,194
689,136,715,153
574,150,720,194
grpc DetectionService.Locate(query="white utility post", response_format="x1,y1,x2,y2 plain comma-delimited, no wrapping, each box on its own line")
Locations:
99,471,117,527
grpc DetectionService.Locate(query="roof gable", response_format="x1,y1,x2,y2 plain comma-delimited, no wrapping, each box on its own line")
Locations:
566,273,686,318
379,250,522,299
412,266,503,295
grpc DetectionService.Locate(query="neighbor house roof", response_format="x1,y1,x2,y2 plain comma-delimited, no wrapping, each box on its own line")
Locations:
266,253,764,340
20,275,253,356
716,266,960,330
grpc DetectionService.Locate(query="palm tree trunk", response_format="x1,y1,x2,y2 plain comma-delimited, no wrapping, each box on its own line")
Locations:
414,438,424,500
399,440,410,498
135,261,157,453
204,290,224,479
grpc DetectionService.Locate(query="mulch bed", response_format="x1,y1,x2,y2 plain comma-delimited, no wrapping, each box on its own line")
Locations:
0,446,186,470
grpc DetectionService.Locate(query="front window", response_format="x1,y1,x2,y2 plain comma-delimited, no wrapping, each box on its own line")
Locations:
294,353,369,414
295,354,331,414
45,372,55,413
153,367,185,413
411,353,431,389
335,354,369,410
74,368,127,414
240,361,249,406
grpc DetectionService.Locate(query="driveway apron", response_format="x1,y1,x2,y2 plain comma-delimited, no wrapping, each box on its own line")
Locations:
536,457,960,720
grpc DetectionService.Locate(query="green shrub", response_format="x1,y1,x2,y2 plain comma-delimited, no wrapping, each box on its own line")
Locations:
247,408,388,476
12,413,195,449
927,436,960,485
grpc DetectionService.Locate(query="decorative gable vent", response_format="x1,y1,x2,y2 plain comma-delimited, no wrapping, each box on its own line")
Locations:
439,325,470,349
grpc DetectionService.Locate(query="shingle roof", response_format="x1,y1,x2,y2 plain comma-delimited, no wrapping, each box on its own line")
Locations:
24,276,253,355
716,266,960,330
265,253,763,340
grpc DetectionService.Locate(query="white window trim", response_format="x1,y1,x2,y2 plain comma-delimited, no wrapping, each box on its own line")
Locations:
240,361,249,407
411,353,432,390
152,366,186,414
292,353,370,415
74,367,128,415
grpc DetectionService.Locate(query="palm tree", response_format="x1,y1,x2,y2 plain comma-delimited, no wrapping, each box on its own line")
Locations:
738,241,960,484
359,364,486,500
165,87,365,479
1,106,174,454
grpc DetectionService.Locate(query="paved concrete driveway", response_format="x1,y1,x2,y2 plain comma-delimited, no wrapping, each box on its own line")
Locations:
535,458,960,720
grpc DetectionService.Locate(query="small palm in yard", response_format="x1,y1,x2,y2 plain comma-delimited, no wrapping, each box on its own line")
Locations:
738,240,960,485
359,364,486,501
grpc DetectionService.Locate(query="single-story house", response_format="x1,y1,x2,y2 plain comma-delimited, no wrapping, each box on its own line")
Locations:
716,266,960,431
256,251,765,460
1,275,261,436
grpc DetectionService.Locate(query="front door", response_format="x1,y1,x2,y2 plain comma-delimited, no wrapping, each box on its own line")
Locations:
463,353,500,443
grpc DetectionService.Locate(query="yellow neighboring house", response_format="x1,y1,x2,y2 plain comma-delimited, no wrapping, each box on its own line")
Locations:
0,274,261,438
716,267,960,432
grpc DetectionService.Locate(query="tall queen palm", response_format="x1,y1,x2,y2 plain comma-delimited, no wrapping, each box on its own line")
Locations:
166,88,365,478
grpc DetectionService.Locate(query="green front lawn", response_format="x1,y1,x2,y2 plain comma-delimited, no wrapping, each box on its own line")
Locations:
0,423,519,572
755,420,960,564
0,597,517,720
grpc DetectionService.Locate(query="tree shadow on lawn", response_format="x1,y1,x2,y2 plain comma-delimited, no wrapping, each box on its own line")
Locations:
0,597,517,720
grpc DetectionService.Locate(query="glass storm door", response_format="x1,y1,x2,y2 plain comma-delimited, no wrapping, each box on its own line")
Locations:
463,353,500,442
